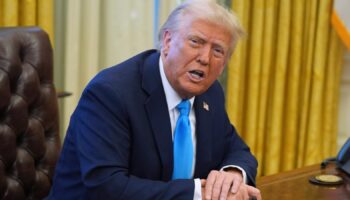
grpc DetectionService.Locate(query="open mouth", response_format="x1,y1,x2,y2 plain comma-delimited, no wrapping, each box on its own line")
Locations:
189,70,204,79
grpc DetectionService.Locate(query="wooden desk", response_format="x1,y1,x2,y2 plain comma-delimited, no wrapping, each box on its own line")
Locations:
257,164,350,200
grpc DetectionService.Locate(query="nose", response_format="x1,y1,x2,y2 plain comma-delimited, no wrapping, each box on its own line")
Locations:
197,46,210,66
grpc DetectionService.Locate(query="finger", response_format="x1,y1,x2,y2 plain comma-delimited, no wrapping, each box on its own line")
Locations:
219,176,234,200
212,173,225,200
201,179,206,187
205,171,219,200
247,186,260,198
230,177,242,194
243,188,249,200
228,193,237,200
247,186,262,200
226,189,235,200
231,188,243,200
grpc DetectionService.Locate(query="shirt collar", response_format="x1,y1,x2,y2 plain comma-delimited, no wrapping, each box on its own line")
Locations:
159,57,195,111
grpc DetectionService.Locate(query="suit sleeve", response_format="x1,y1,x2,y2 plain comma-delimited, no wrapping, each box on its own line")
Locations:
215,83,258,186
220,119,258,186
71,81,194,200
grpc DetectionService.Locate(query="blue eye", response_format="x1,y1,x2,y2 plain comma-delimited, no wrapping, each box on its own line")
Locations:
213,48,224,57
189,38,200,47
190,38,198,44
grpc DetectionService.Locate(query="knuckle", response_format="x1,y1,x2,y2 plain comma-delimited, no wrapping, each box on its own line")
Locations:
221,185,229,192
212,190,220,198
208,170,219,178
223,178,229,184
213,184,221,190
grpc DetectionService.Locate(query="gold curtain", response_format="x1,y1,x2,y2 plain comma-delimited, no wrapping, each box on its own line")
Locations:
227,0,345,176
0,0,54,42
55,0,156,134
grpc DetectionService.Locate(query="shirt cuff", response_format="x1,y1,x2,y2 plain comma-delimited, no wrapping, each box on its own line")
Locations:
193,178,202,200
220,165,247,183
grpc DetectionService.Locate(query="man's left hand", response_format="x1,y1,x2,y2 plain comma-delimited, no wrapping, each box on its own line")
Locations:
203,169,243,200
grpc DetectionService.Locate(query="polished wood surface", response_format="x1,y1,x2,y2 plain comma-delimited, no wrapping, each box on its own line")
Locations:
257,164,350,200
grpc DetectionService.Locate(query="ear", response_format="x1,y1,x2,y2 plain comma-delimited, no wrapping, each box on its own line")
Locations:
162,30,172,57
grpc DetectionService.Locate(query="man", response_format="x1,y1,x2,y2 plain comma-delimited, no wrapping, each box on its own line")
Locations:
48,0,261,199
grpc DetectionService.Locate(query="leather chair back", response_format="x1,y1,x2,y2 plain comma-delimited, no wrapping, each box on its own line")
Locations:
0,27,61,199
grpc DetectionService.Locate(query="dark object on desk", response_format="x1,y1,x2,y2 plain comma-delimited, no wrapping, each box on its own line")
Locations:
321,138,350,176
57,90,72,98
337,138,350,175
0,27,61,199
340,161,350,176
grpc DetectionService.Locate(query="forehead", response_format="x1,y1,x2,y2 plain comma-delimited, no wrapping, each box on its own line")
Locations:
180,18,232,48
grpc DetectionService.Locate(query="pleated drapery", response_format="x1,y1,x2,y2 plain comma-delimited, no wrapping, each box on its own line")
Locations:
227,0,345,176
54,0,179,132
0,0,54,43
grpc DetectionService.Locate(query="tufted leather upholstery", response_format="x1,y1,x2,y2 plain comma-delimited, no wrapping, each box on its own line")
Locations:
0,27,61,199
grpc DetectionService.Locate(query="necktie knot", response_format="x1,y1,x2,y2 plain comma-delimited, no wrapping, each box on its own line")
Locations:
177,100,190,116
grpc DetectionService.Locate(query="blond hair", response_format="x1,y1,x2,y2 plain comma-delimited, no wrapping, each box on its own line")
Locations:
158,0,245,55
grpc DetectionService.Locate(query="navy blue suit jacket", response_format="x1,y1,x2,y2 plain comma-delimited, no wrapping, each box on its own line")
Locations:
48,50,257,200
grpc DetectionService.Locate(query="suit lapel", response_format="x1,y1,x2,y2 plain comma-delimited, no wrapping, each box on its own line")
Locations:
142,51,173,181
193,95,213,178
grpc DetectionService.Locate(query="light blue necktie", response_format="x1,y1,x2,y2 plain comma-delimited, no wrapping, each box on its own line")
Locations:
172,100,193,179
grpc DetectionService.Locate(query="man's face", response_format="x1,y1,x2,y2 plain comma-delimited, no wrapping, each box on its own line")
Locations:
161,17,232,99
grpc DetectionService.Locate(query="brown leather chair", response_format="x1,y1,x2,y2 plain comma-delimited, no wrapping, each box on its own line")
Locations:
0,27,61,199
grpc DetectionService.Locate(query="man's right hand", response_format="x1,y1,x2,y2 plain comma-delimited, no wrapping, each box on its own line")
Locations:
201,179,261,200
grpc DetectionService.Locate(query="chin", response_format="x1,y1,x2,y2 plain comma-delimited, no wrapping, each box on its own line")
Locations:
183,88,207,98
178,82,209,98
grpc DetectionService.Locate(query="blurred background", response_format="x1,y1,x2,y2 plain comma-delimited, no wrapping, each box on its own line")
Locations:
0,0,349,177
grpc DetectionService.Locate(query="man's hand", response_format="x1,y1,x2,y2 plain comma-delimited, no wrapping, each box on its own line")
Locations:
203,169,242,200
226,183,261,200
201,169,261,200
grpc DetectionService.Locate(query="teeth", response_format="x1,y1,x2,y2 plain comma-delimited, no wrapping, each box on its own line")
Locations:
191,73,201,79
190,70,204,78
189,70,204,80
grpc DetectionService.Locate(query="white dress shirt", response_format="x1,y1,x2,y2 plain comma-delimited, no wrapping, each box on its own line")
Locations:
159,58,246,200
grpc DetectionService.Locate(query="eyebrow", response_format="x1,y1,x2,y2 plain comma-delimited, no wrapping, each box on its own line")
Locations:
188,33,227,49
187,33,225,46
188,35,205,43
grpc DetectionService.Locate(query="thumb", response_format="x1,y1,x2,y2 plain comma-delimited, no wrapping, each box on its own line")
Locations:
247,186,261,200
